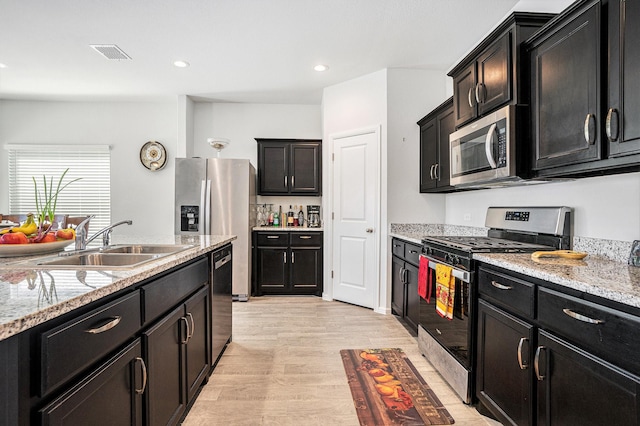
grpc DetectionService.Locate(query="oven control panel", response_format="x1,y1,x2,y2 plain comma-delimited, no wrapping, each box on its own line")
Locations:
505,211,530,221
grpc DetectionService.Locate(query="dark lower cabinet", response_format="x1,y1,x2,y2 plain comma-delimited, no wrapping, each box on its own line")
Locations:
40,339,144,426
476,299,534,426
477,264,640,426
390,238,420,333
536,330,640,426
144,286,210,426
254,231,323,296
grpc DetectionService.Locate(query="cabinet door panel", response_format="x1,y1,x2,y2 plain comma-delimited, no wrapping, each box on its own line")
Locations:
436,104,455,189
477,32,512,116
531,3,601,170
419,118,438,192
290,144,321,193
454,63,477,127
290,248,321,294
391,256,405,317
40,339,144,426
257,248,288,292
144,306,186,426
404,263,420,332
259,143,289,194
609,0,640,156
477,300,534,426
184,286,210,403
537,330,640,426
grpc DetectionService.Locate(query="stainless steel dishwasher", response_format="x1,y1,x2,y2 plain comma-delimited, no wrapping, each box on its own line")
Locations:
211,244,232,367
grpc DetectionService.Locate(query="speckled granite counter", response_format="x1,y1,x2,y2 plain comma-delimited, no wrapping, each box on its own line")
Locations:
475,253,640,309
389,224,487,245
0,234,236,341
253,226,323,231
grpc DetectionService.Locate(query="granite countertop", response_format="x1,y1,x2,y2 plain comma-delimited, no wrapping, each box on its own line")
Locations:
475,252,640,310
253,226,323,231
390,226,640,310
0,234,236,341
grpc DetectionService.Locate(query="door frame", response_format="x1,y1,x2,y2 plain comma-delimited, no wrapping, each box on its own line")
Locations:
323,125,385,313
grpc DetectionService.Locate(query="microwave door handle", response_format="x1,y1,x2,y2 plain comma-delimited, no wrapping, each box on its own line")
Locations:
485,123,498,169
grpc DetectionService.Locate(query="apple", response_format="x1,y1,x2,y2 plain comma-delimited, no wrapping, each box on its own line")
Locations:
55,228,75,240
38,233,57,243
1,232,29,244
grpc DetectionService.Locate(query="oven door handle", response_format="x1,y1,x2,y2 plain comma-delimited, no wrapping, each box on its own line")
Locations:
420,254,470,283
485,123,498,169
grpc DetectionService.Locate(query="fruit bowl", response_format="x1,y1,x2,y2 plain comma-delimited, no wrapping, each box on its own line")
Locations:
0,240,74,258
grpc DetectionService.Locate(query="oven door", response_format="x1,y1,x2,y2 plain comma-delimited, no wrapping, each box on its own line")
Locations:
419,255,472,369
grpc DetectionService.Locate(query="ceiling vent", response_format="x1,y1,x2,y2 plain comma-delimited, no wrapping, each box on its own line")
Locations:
90,44,131,60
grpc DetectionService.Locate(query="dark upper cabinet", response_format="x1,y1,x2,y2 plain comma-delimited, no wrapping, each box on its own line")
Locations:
607,0,640,157
449,13,554,128
528,0,602,172
418,97,455,193
257,139,322,195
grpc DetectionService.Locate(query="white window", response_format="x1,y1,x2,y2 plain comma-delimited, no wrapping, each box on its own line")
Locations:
6,144,111,234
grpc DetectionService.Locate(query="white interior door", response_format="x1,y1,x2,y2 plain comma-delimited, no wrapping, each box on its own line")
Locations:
332,128,379,309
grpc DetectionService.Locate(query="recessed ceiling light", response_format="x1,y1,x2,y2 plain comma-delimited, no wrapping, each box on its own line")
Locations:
173,60,190,68
0,63,7,69
314,64,329,72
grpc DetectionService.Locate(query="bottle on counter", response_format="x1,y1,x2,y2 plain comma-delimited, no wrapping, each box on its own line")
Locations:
293,205,299,227
273,206,280,227
298,205,304,227
287,205,294,227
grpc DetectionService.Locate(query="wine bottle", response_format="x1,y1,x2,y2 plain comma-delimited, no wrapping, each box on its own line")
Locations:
298,205,304,227
287,205,294,227
273,207,280,227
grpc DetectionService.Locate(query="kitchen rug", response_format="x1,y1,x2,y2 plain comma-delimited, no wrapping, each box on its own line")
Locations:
340,348,454,425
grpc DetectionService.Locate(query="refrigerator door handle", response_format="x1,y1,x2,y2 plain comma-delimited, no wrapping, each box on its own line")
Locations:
204,179,212,235
199,180,206,234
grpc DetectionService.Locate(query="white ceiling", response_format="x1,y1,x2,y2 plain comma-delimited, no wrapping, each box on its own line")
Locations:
0,0,567,104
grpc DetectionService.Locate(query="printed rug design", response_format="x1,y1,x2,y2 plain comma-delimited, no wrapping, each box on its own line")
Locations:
340,348,455,425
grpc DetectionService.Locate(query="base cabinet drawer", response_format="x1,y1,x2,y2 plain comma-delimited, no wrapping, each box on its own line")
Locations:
40,291,142,396
39,339,145,426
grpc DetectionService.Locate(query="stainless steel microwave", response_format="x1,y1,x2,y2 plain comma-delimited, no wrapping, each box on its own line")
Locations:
449,104,520,187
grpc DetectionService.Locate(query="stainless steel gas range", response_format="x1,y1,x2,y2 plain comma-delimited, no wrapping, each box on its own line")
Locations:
418,206,572,403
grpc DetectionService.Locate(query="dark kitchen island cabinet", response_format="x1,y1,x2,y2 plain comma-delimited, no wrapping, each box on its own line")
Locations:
0,240,233,426
256,138,322,195
418,97,455,193
253,231,323,296
448,12,554,128
476,264,640,426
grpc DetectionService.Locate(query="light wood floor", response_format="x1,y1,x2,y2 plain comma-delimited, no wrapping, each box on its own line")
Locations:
183,296,499,426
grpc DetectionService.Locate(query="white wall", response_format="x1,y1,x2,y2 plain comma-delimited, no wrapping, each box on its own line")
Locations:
446,173,640,242
387,68,447,224
191,102,322,166
0,100,177,236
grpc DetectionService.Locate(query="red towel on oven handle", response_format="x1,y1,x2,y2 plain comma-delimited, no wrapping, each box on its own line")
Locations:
418,255,430,302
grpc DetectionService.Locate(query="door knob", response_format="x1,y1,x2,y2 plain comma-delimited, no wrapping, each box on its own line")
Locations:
366,228,374,233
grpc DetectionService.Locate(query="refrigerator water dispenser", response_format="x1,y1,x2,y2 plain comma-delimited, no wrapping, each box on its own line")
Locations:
181,205,199,232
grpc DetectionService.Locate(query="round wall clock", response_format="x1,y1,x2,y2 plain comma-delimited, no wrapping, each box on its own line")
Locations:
140,141,167,171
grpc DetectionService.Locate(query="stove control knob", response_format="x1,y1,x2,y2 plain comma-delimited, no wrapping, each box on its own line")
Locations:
452,256,460,266
444,253,451,264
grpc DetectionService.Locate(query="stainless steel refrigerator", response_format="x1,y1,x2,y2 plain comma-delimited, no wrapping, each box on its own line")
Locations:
175,158,256,301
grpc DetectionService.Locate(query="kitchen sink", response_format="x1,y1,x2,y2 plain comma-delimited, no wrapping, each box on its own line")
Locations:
100,244,193,254
36,253,161,268
31,244,195,269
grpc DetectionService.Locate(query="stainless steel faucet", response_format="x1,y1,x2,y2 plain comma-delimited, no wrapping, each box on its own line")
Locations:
75,216,133,250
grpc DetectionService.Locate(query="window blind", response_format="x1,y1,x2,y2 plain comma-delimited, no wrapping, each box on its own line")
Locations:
6,144,111,235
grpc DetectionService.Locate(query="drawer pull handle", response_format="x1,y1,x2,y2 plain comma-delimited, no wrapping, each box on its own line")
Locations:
491,280,512,290
134,357,147,395
85,316,121,334
181,317,190,344
186,312,195,339
562,308,604,324
393,244,402,248
267,236,280,239
534,346,546,381
517,337,529,370
300,235,312,239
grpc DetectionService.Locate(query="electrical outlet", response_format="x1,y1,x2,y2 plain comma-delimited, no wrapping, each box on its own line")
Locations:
463,213,471,221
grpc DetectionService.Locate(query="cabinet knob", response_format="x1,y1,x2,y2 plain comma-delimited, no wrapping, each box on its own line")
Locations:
534,346,546,381
468,86,475,108
475,83,485,104
134,357,147,395
583,113,596,145
606,108,619,142
517,337,529,370
366,228,374,233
